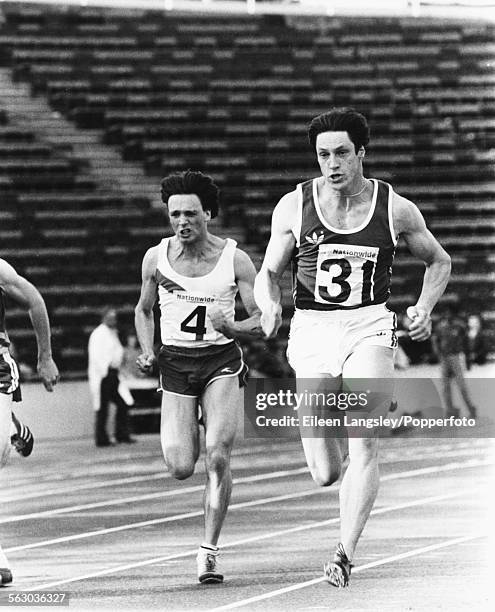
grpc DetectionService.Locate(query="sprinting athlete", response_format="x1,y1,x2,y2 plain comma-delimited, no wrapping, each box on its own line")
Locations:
135,170,261,584
0,258,59,585
254,108,451,587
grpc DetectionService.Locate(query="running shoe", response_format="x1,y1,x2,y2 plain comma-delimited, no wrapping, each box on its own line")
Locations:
197,546,223,584
10,413,34,458
0,568,12,586
446,407,460,419
324,542,353,588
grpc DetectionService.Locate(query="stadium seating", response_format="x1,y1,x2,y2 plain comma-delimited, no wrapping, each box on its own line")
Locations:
0,106,164,375
0,4,493,373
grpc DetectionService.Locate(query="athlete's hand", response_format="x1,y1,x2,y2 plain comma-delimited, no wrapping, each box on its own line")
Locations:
406,306,432,342
136,353,155,373
261,305,282,339
37,357,60,392
208,305,230,336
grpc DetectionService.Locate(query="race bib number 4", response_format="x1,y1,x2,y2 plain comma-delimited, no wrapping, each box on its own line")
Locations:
315,243,379,306
174,292,217,341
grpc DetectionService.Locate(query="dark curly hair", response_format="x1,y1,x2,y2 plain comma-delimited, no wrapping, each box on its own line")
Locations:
308,107,370,153
160,170,220,219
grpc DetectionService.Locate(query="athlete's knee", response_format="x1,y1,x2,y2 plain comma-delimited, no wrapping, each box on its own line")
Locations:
205,444,231,478
164,448,196,480
168,461,195,480
350,438,379,465
309,461,342,487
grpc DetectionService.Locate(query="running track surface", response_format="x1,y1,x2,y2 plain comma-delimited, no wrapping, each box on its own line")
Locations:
0,430,493,609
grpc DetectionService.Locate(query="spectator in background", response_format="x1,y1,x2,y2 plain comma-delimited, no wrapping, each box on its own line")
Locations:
88,308,135,447
466,313,488,369
243,338,292,379
432,305,477,419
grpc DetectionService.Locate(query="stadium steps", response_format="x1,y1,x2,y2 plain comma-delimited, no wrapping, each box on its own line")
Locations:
0,6,494,365
0,67,161,207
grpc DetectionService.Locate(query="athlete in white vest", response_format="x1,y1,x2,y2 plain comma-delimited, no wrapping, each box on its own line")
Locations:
135,170,261,584
254,108,451,587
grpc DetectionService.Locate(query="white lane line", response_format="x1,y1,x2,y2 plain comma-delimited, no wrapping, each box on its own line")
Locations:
0,442,304,504
6,487,319,553
0,467,309,525
210,534,485,610
2,446,488,523
0,440,301,503
12,456,490,557
23,488,478,591
0,472,170,505
2,439,489,505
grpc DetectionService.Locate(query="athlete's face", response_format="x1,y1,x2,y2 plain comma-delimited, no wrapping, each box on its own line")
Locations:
167,194,211,243
315,131,364,192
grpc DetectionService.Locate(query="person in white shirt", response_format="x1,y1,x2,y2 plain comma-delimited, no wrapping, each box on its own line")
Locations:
88,308,135,447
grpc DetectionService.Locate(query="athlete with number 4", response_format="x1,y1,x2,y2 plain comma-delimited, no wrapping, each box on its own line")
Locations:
254,108,451,587
135,170,262,584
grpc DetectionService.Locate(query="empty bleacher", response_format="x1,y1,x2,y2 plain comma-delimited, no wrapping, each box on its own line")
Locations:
0,105,164,376
0,4,493,372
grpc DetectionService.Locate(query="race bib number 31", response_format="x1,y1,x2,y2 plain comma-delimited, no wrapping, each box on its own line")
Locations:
315,243,379,306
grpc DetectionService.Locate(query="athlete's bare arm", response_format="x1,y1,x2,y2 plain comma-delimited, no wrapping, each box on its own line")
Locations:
0,258,59,391
209,249,262,339
393,194,451,341
254,191,297,338
134,246,159,372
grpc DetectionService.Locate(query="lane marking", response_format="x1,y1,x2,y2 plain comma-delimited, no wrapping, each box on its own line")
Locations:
2,439,489,503
1,447,489,522
0,442,305,503
6,487,319,553
0,472,170,505
7,458,492,553
0,467,308,525
210,534,485,610
16,461,493,589
23,488,479,591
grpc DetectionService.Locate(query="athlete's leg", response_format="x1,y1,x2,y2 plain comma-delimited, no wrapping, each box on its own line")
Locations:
200,376,240,547
339,345,394,562
160,391,200,480
451,355,476,415
0,394,12,468
0,393,13,584
441,358,455,416
296,374,345,486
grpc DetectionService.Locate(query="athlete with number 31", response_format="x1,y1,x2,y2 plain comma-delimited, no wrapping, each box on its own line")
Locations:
134,170,262,584
254,108,451,587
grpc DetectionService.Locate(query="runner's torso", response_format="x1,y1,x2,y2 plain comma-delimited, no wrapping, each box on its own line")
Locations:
291,178,397,311
157,237,238,347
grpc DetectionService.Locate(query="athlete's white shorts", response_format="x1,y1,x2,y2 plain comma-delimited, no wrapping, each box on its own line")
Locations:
287,303,397,377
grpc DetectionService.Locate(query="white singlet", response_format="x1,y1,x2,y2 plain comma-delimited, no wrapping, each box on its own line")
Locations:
157,237,238,348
